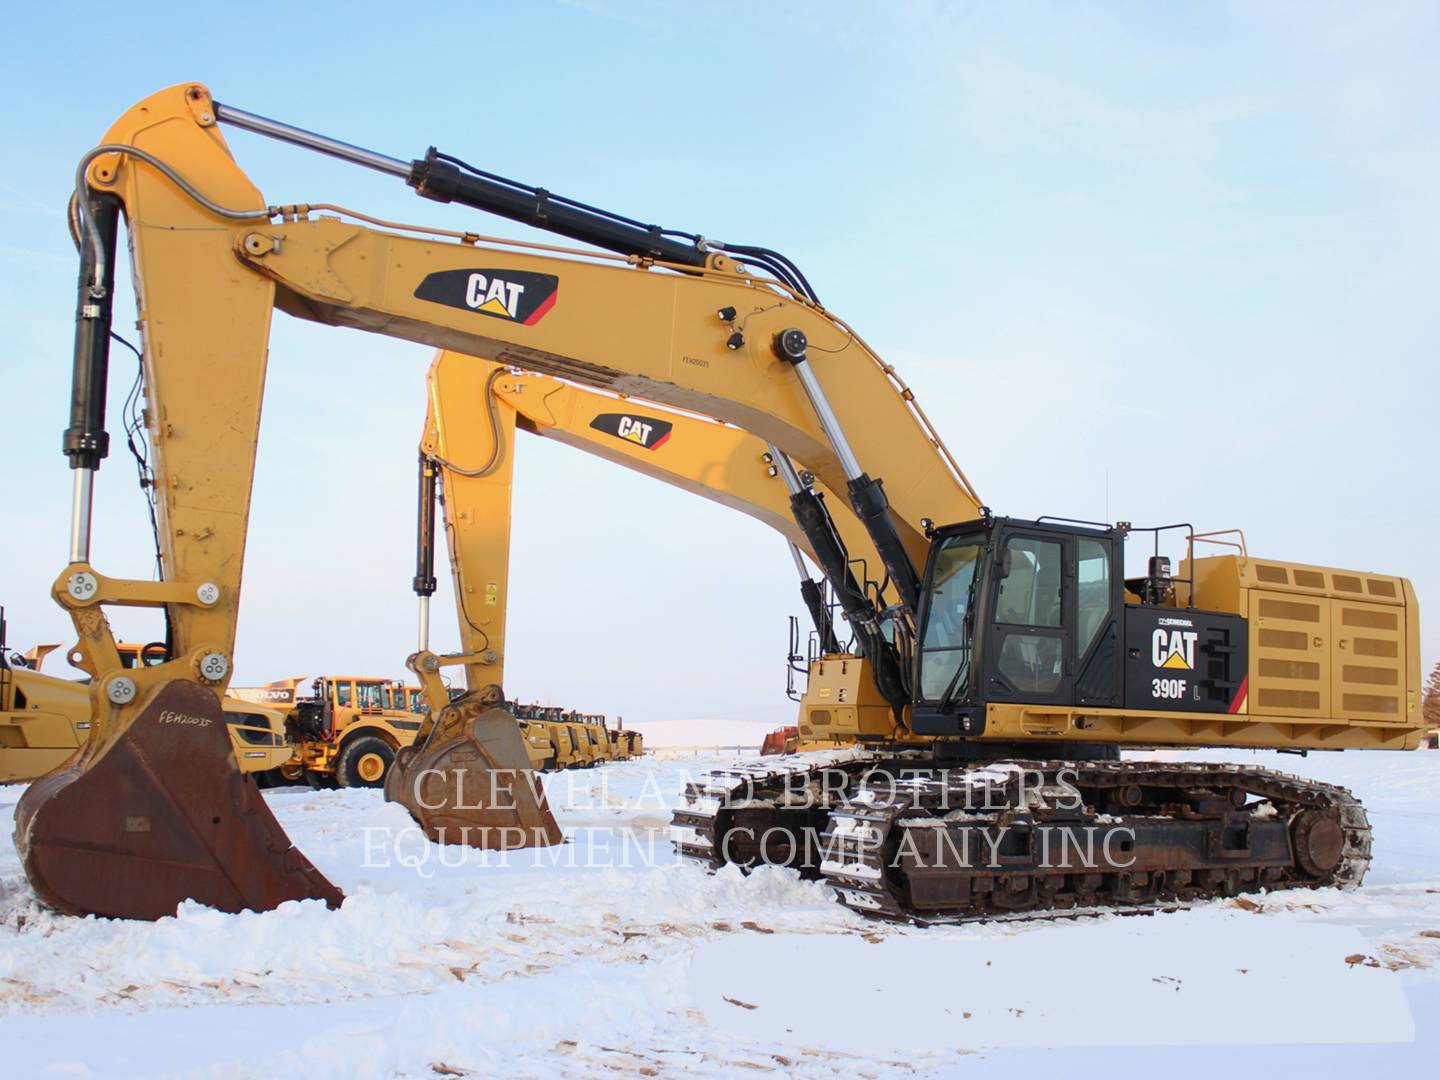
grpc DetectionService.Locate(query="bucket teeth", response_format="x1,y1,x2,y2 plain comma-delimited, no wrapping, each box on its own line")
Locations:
14,679,342,920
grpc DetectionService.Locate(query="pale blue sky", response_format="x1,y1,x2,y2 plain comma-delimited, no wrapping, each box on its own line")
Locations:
2,2,1435,724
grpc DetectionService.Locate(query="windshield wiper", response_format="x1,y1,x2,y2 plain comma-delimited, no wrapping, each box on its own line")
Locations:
935,649,970,714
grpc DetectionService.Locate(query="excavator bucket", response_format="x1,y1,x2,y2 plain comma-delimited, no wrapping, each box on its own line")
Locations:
384,696,562,849
13,679,343,920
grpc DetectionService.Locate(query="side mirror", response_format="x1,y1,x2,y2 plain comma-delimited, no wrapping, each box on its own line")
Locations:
997,549,1013,578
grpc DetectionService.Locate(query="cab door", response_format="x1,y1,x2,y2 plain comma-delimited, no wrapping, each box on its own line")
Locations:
983,531,1073,706
327,679,352,738
1073,533,1122,707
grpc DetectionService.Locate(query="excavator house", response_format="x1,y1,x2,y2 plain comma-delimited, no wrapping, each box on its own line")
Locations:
15,82,1424,924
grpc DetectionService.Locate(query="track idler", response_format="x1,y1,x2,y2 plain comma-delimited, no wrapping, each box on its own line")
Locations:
384,690,562,849
13,679,343,920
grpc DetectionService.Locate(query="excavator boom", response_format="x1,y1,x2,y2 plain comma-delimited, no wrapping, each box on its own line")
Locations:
387,349,898,830
395,350,896,745
25,84,977,921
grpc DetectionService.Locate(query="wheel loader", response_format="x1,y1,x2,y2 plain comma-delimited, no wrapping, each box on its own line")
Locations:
515,706,589,770
576,714,618,764
17,83,1424,923
605,718,636,762
510,704,594,770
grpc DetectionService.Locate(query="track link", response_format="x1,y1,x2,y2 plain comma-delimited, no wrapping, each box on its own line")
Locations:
673,753,1371,924
821,760,1370,923
671,748,875,871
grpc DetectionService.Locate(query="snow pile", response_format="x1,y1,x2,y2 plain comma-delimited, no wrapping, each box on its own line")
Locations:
0,750,1437,1077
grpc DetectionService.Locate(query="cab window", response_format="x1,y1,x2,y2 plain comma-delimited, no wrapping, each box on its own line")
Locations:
332,681,352,708
990,535,1067,697
1076,538,1111,658
995,537,1062,627
918,533,984,699
355,681,385,710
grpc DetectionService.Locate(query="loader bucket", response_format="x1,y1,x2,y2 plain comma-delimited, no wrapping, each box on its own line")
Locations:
13,679,343,920
384,698,562,849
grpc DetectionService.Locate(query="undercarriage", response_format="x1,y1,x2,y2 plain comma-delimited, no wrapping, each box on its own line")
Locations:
672,749,1370,923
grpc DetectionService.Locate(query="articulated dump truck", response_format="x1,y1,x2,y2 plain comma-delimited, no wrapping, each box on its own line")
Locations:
2,623,290,785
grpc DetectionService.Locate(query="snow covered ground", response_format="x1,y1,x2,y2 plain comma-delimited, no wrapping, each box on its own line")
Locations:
627,716,772,749
1,748,1438,1079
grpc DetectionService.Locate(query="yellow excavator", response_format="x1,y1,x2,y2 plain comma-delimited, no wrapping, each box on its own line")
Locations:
233,350,852,797
393,346,891,794
20,83,1424,923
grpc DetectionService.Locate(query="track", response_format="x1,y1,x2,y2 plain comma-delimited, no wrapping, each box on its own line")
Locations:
673,753,1370,924
671,748,878,871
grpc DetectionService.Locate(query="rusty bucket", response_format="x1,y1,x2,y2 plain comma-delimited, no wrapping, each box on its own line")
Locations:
14,679,343,920
384,695,562,849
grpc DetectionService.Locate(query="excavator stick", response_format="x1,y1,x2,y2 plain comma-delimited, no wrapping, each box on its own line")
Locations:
14,679,341,920
384,690,562,849
388,389,560,850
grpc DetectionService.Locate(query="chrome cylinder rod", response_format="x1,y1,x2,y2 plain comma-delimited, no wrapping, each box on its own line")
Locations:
792,359,862,480
766,442,806,496
213,103,410,178
775,337,864,481
417,595,431,654
786,541,809,579
774,328,920,612
69,468,94,564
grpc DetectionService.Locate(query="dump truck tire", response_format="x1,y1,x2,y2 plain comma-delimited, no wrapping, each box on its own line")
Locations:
335,736,394,789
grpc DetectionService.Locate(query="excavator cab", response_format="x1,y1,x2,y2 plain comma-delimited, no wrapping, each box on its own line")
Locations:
911,517,1246,737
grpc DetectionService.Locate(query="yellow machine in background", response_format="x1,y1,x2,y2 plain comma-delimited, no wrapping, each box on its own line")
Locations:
223,663,627,786
21,83,1424,923
513,704,591,768
1,616,291,784
578,714,618,764
398,347,869,779
230,675,424,788
599,717,639,761
384,683,427,714
1,618,97,784
406,349,896,762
